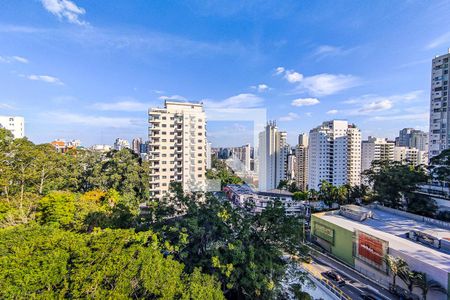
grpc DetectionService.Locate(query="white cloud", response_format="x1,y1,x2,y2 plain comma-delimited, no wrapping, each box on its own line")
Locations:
204,93,263,109
274,66,285,75
426,32,450,49
0,103,14,109
158,95,187,101
40,0,88,26
0,55,28,63
45,112,143,127
284,70,303,83
26,74,63,85
305,112,312,117
276,67,359,96
327,109,339,115
279,112,299,121
93,100,152,112
291,97,320,107
359,99,393,113
250,83,270,93
301,74,359,96
313,45,355,60
369,113,429,122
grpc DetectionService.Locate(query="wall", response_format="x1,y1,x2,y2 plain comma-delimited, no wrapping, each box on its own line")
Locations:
311,214,354,266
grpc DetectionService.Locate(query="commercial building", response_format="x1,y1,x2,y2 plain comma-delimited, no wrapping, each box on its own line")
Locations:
114,138,130,151
311,205,450,300
429,49,450,160
308,120,361,190
361,137,395,172
0,116,24,138
294,133,308,191
258,121,289,191
148,100,207,199
224,184,304,215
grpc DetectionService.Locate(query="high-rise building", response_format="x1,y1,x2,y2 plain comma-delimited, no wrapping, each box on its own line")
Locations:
429,49,450,160
114,138,130,150
132,137,143,154
258,121,289,191
308,120,361,190
294,133,308,191
361,137,395,172
206,142,212,170
395,128,428,152
394,146,428,166
0,116,24,138
148,100,206,199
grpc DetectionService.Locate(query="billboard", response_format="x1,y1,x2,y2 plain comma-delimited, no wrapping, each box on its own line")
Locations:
355,230,388,270
314,222,334,245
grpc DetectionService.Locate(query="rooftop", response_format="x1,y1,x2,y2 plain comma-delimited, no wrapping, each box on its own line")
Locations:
315,205,450,271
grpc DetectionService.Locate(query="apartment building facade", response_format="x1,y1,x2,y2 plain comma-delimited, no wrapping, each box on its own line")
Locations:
258,121,289,191
294,133,309,191
0,116,24,138
429,50,450,160
361,137,395,172
308,120,361,190
148,101,206,199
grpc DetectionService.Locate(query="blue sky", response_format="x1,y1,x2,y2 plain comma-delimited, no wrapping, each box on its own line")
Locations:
0,0,449,147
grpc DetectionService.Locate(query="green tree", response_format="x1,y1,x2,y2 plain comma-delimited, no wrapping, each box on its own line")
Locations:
0,225,224,299
384,255,408,290
364,160,429,210
153,186,308,299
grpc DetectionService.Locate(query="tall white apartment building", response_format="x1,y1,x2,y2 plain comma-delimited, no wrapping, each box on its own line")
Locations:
0,116,24,138
114,138,130,150
429,49,450,160
132,137,143,154
294,133,308,191
395,128,428,152
258,122,289,191
308,120,361,190
361,137,395,172
206,142,212,170
148,100,206,199
394,146,428,166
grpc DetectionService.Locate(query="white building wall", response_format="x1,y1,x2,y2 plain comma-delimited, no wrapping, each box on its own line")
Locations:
0,116,24,138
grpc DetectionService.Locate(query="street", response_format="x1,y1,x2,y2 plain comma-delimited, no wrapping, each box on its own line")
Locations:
300,249,398,300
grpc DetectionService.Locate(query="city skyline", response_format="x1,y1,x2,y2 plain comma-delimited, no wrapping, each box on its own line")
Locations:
1,1,450,147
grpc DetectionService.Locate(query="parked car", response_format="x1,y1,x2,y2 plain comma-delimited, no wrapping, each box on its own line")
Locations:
322,271,345,286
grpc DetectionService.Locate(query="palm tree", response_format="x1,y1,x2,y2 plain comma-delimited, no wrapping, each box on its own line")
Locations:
384,255,409,290
413,272,447,300
398,267,419,295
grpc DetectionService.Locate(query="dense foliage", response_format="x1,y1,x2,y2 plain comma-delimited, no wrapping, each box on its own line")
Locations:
363,160,438,217
0,225,223,299
206,157,243,188
0,129,310,299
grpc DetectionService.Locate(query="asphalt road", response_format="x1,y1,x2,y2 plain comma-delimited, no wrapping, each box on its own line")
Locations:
310,250,398,300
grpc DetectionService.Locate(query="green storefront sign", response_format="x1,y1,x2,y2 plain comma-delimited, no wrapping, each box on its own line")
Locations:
314,222,334,244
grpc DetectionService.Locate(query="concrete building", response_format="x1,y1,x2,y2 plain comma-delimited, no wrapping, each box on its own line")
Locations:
90,144,112,152
294,133,309,191
361,137,395,172
308,120,361,190
258,121,289,191
0,116,24,138
394,146,428,166
206,142,212,170
311,205,450,300
148,100,207,199
395,128,428,152
224,184,304,215
429,49,450,160
114,138,130,151
132,137,143,154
